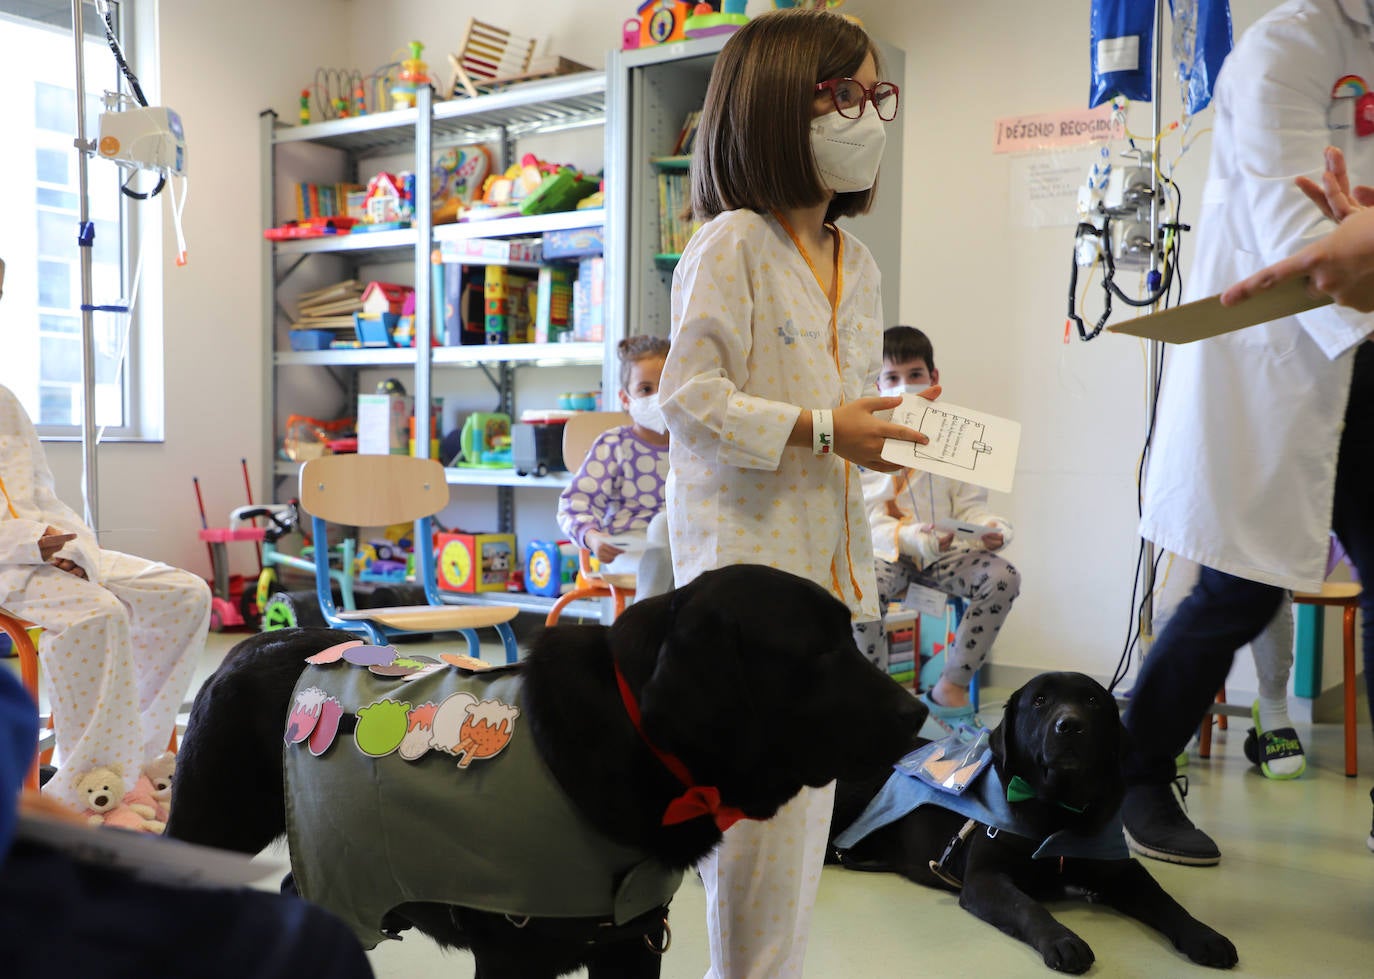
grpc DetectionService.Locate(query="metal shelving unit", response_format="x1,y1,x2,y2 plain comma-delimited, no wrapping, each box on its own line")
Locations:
261,72,611,621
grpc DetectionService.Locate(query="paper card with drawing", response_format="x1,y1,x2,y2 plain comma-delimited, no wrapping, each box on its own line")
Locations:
879,396,1021,493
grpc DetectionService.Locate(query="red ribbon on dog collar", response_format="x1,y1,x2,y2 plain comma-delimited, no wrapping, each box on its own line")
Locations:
613,659,747,833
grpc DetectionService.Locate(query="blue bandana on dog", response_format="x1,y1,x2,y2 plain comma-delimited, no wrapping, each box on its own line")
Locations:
832,764,1129,862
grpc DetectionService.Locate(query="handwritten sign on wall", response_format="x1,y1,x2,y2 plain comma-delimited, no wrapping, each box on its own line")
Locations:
993,106,1122,154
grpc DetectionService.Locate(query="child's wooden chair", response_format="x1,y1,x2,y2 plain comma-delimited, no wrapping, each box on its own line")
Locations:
544,412,638,627
298,454,521,662
1,609,45,790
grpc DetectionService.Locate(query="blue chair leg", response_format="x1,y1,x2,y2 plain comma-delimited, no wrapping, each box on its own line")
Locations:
458,629,481,658
497,623,519,664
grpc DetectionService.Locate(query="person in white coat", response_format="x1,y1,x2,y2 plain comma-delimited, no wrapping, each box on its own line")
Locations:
1126,0,1374,866
0,258,211,818
658,10,926,977
861,327,1020,729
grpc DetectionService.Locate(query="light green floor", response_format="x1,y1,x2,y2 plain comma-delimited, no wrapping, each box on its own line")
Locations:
184,632,1372,979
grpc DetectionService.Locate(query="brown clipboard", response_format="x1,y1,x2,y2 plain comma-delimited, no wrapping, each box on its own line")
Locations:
1106,277,1332,344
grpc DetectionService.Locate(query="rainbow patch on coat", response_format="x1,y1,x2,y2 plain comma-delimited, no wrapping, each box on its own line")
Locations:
1332,74,1369,99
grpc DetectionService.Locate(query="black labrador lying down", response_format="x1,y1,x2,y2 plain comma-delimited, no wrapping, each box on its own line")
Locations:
167,564,924,979
829,671,1238,974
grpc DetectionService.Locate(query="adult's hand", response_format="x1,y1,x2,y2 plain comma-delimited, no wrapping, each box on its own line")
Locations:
1222,147,1374,312
49,557,87,580
832,386,941,473
980,531,1005,551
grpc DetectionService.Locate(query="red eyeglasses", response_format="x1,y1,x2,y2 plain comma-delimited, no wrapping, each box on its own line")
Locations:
814,78,900,122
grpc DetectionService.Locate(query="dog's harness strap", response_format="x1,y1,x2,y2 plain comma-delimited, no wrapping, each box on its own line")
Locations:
928,817,977,889
613,658,748,833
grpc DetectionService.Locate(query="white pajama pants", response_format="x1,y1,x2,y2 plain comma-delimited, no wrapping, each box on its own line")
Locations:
0,549,211,810
698,781,835,979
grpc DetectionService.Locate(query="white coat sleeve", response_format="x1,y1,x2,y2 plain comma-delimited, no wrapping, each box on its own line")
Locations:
1228,20,1373,359
660,228,801,472
949,480,1014,549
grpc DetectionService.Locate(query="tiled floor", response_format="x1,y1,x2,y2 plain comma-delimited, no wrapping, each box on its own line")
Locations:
123,634,1374,976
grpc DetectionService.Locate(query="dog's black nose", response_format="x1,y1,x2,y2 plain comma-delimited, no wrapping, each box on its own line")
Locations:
1054,714,1084,736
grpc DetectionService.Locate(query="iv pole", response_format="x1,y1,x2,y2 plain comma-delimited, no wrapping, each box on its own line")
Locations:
1139,0,1168,653
71,0,101,531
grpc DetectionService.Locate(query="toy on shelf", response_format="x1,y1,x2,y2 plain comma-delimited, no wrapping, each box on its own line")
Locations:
432,145,493,224
685,1,748,38
436,531,517,593
391,41,431,110
465,153,598,222
455,411,512,468
626,1,693,50
448,18,592,100
358,171,415,230
525,539,579,596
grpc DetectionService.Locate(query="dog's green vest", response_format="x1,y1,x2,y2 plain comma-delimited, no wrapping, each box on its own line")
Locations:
283,662,683,949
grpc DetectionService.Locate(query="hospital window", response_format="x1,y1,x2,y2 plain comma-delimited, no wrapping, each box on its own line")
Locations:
1,0,152,438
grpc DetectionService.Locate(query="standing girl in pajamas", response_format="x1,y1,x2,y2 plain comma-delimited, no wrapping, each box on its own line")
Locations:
657,10,928,977
0,264,209,820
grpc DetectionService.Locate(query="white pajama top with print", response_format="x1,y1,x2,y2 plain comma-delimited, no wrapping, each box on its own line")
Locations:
660,208,885,620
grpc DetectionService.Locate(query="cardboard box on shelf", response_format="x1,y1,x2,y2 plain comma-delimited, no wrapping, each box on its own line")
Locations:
357,392,410,455
571,257,604,342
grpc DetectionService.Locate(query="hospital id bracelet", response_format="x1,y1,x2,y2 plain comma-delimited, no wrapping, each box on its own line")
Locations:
812,408,834,456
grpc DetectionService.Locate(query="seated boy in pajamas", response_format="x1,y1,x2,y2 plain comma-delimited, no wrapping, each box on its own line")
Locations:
861,326,1021,728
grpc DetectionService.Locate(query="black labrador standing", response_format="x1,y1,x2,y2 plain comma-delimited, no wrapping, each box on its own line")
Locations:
167,565,924,979
830,672,1238,974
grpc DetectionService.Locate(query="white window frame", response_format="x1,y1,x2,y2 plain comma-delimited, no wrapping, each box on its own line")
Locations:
0,0,163,442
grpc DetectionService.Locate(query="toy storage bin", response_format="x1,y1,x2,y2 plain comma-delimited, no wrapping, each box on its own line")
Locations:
288,329,335,351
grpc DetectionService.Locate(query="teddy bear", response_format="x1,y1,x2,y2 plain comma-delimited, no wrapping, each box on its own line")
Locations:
75,766,166,833
123,752,176,823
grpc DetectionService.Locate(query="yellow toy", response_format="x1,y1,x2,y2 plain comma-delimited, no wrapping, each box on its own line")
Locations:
391,41,431,110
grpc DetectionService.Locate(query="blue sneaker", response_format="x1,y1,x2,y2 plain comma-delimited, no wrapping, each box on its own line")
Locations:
918,691,985,735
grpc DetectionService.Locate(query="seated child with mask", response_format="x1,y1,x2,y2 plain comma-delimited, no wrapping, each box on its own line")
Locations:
556,335,673,599
862,326,1021,729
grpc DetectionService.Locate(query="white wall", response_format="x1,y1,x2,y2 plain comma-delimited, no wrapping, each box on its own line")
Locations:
41,0,1348,698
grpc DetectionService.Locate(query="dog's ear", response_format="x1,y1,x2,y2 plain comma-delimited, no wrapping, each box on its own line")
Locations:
989,689,1016,768
636,597,752,759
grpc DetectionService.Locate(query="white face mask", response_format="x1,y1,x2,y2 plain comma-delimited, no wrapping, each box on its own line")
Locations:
627,392,667,434
879,383,928,398
810,108,887,194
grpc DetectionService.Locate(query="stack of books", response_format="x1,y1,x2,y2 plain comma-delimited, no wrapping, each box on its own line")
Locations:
292,279,364,337
657,171,695,256
294,182,363,222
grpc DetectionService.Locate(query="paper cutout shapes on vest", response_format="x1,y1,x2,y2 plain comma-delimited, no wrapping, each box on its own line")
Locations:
430,692,520,768
305,639,364,665
308,697,345,756
286,686,329,744
354,698,413,757
343,644,400,667
399,702,439,760
440,652,496,671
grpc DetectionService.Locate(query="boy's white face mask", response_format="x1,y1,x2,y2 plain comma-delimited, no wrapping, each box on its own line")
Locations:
628,392,667,433
879,383,929,398
810,109,887,194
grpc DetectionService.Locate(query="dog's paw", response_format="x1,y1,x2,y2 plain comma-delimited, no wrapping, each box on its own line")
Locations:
1175,926,1238,969
1040,934,1095,974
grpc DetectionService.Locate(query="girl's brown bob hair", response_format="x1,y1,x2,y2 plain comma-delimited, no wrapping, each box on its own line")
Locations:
617,333,671,391
691,8,883,226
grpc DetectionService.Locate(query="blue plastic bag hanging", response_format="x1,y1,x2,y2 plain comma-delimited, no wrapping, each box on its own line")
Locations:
1090,0,1155,107
1169,0,1232,115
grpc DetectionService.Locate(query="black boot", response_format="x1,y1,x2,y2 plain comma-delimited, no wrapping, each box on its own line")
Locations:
1121,776,1220,866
